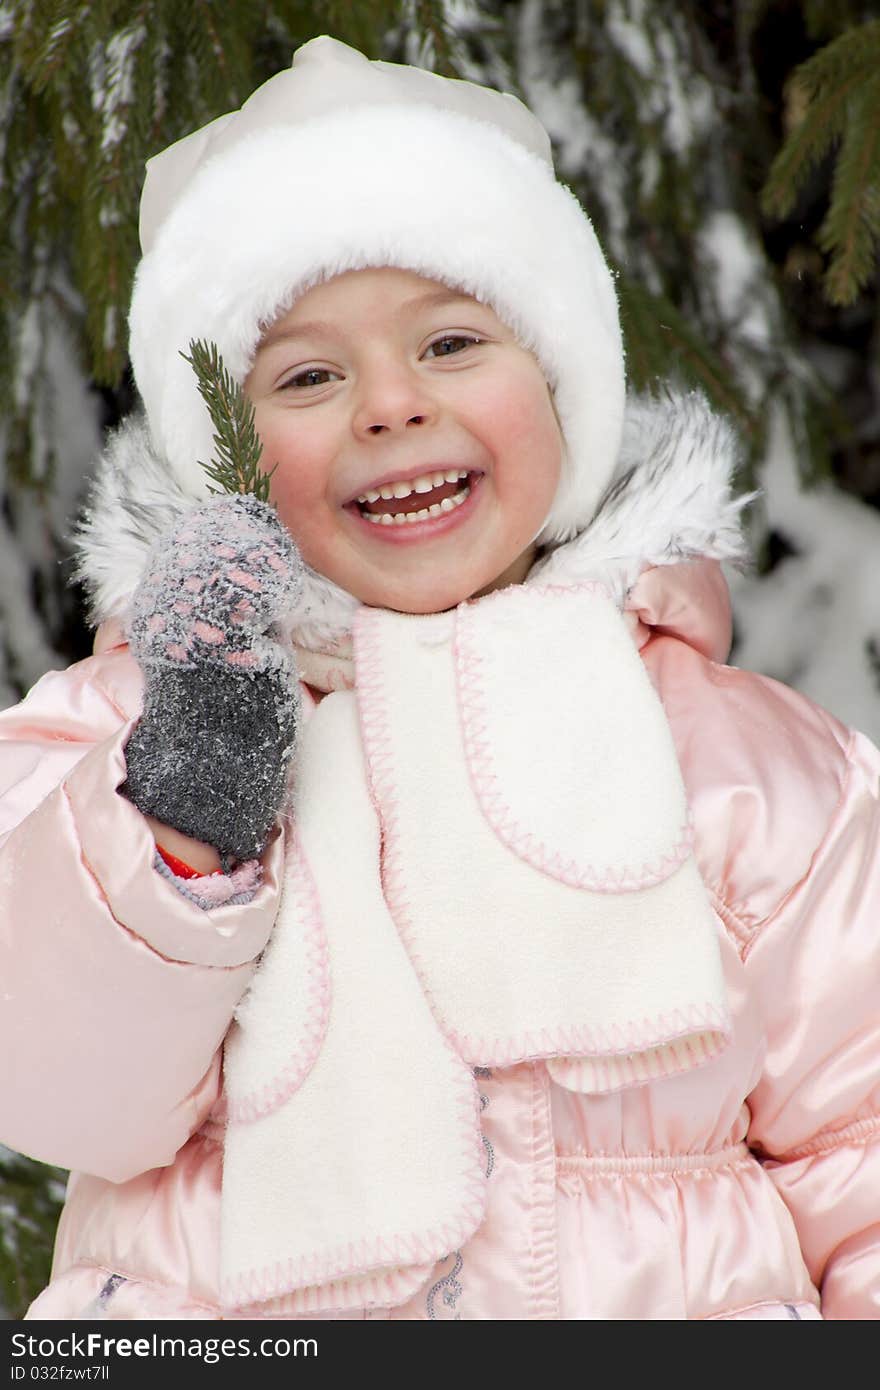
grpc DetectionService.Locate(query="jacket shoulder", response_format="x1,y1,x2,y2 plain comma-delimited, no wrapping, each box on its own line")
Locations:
644,635,853,939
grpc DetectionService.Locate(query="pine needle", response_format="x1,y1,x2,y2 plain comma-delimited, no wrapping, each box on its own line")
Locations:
181,338,276,502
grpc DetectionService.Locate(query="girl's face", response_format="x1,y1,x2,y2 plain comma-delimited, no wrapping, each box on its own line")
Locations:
244,267,563,613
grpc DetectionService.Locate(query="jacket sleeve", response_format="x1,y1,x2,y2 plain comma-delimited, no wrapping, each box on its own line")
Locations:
0,649,284,1183
743,727,880,1320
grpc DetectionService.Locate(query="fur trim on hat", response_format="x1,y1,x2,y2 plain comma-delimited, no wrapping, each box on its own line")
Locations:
128,102,624,546
73,389,753,653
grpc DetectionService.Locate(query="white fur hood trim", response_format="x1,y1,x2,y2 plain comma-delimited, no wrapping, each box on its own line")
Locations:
73,388,753,650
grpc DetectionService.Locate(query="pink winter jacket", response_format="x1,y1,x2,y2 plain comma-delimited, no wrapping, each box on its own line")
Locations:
2,555,878,1321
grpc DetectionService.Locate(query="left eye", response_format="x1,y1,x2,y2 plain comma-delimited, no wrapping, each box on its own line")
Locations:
424,335,481,358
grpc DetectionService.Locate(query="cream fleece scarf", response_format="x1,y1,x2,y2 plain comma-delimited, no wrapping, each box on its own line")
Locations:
218,578,731,1316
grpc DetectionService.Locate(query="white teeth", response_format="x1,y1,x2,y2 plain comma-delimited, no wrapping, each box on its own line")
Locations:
362,483,471,525
357,469,471,504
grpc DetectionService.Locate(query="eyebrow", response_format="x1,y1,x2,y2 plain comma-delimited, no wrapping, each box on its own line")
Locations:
258,288,480,349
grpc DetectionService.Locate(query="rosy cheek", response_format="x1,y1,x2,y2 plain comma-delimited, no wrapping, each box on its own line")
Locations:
479,383,560,463
505,383,557,436
269,464,318,530
255,418,322,501
259,439,335,561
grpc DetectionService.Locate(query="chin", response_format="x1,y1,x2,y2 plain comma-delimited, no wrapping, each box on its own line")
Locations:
371,579,482,615
383,593,468,616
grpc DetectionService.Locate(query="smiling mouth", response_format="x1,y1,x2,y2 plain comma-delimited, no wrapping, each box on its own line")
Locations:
352,469,479,526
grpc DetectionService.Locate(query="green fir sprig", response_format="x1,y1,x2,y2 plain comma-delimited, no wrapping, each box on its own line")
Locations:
181,338,277,502
761,19,880,305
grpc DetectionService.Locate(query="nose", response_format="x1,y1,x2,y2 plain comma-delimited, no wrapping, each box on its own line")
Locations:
351,357,436,439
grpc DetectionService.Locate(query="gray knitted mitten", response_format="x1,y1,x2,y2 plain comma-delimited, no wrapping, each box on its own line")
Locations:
123,494,303,862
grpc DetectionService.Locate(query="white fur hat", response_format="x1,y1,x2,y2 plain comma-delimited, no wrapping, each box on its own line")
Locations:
129,35,625,542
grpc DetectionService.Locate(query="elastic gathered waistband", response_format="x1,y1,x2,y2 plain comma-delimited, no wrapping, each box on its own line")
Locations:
555,1140,751,1180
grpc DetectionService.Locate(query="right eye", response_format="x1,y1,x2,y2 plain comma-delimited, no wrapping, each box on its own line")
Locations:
280,367,341,390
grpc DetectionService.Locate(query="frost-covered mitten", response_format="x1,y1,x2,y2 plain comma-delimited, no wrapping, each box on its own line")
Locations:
123,494,303,862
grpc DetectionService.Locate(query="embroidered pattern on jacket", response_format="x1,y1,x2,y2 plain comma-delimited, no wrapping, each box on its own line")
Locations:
426,1251,464,1320
79,1272,127,1318
476,1066,495,1179
425,1068,495,1320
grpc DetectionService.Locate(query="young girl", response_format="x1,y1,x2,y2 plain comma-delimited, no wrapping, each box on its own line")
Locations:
2,35,878,1322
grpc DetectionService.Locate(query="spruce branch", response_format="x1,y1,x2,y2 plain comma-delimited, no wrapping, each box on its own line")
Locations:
181,339,276,503
761,19,880,305
819,73,880,305
791,18,880,98
19,1,85,95
760,69,862,219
